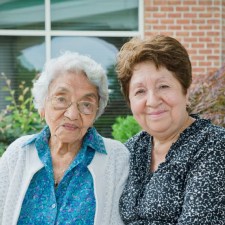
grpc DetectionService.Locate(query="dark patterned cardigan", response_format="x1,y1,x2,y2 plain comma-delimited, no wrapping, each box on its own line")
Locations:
119,115,225,225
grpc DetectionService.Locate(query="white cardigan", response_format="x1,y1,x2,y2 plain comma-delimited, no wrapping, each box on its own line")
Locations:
0,135,129,225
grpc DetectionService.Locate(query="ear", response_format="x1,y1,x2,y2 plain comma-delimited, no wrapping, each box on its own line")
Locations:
186,88,190,103
39,108,45,119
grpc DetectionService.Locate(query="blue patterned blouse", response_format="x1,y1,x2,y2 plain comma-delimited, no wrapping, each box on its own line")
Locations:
17,126,107,225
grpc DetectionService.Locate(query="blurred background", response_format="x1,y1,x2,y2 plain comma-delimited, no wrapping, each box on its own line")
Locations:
0,0,225,151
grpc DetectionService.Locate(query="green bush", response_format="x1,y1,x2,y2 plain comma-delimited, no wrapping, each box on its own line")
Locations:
112,115,141,143
0,73,45,155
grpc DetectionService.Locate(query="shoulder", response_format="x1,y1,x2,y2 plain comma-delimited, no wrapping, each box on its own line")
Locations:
187,119,225,163
2,134,36,161
102,137,129,158
196,120,225,146
125,130,150,153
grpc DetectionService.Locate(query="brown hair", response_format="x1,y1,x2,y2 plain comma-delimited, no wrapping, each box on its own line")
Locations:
116,34,192,104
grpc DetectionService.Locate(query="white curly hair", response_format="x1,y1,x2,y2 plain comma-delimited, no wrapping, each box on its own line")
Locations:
32,51,109,119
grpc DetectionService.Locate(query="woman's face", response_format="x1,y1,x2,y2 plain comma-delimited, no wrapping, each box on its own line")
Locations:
129,62,189,139
41,72,98,145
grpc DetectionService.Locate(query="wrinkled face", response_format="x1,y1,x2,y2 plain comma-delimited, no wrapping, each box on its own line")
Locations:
40,72,99,145
129,62,189,139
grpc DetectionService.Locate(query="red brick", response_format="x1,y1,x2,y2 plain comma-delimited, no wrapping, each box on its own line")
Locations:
167,25,182,30
191,55,205,61
176,19,191,24
192,19,206,24
183,13,197,18
199,49,213,54
161,19,175,24
168,13,182,18
199,25,214,30
145,6,159,11
183,0,198,5
199,61,212,67
152,25,168,30
176,6,190,11
145,19,159,24
199,13,215,18
153,13,167,18
208,19,220,24
183,37,198,42
191,31,205,36
191,6,206,11
183,25,198,30
207,56,220,60
161,6,174,11
192,43,205,48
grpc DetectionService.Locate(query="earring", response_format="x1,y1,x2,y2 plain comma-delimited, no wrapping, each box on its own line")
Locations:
186,102,191,112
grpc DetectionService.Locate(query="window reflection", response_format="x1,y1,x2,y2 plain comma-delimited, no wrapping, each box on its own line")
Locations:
51,0,138,31
51,36,118,71
0,0,45,30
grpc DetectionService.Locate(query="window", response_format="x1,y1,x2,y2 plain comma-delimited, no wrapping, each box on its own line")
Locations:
0,0,143,137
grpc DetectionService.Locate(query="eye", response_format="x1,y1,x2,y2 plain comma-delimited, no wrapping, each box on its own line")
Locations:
56,96,67,103
82,101,92,108
159,84,169,89
135,89,146,96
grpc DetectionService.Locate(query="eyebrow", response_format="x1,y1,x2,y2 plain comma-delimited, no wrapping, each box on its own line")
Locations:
54,87,70,93
53,87,98,100
82,93,99,101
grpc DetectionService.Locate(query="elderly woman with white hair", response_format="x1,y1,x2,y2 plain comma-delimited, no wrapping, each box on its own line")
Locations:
0,52,129,225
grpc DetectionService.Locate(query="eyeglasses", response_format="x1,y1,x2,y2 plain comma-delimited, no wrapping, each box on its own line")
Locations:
50,96,98,115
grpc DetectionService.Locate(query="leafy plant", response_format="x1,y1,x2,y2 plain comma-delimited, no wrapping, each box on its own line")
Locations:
189,63,225,126
0,73,45,154
112,115,141,143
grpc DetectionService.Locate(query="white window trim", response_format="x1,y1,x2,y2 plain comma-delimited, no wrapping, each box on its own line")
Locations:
0,0,144,62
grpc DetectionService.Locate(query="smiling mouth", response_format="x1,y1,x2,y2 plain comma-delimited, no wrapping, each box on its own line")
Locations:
148,110,167,116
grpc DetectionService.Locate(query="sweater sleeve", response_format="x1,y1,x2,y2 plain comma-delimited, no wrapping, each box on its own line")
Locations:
177,140,225,225
0,149,10,224
109,144,130,225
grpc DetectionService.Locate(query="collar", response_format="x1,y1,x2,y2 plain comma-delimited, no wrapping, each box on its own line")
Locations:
23,125,107,155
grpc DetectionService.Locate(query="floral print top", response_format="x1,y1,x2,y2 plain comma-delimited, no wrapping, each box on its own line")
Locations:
17,126,106,225
119,115,225,225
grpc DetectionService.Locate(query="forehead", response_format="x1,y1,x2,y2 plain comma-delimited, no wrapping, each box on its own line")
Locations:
130,63,175,86
49,72,98,97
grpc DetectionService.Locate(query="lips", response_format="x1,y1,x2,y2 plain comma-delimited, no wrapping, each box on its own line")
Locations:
148,110,167,115
62,123,78,130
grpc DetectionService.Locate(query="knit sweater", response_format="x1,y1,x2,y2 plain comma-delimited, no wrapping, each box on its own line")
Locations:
0,135,129,225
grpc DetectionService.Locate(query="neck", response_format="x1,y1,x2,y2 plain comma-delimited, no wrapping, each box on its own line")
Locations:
153,115,193,149
49,140,82,188
49,137,82,156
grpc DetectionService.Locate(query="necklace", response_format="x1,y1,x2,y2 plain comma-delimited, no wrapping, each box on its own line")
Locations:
49,141,82,188
53,156,74,188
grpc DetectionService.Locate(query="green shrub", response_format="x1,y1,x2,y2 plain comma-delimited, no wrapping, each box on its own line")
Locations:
0,73,45,155
112,115,141,143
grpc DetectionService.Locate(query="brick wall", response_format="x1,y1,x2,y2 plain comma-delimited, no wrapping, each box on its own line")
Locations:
144,0,225,76
222,0,225,63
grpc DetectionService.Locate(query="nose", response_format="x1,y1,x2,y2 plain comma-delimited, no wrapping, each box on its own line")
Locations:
146,90,160,107
63,103,80,120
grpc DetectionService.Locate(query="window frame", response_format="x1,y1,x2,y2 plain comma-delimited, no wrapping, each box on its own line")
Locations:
0,0,144,62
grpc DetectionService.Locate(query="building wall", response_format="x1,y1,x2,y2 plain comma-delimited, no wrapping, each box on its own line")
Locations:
144,0,225,76
222,0,225,63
